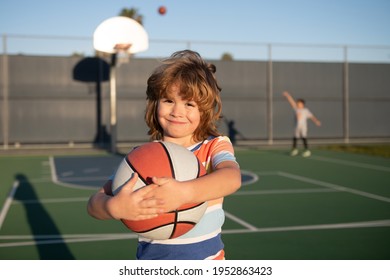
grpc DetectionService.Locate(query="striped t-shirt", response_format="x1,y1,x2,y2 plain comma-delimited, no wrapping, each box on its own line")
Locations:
136,135,238,260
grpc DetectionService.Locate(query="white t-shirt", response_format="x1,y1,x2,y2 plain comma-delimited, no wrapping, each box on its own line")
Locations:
295,108,313,128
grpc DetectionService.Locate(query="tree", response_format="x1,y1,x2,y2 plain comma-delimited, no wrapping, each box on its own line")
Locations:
119,8,143,25
221,52,233,61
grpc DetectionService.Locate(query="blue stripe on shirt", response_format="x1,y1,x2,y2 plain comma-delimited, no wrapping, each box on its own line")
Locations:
136,234,224,260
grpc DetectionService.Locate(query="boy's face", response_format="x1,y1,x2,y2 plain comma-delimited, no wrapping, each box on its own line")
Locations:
157,84,201,147
297,101,305,109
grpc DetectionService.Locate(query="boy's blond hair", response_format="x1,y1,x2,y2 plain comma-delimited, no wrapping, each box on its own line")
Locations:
145,50,222,142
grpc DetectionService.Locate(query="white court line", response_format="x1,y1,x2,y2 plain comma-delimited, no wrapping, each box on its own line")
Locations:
310,155,390,172
54,176,109,182
222,219,390,235
279,171,390,203
0,234,138,248
233,188,338,196
0,181,19,231
17,176,105,184
11,188,337,205
224,211,257,231
60,171,74,177
0,233,136,240
49,156,59,183
240,170,259,186
12,197,89,204
11,188,337,204
256,171,280,176
83,168,100,174
1,219,389,248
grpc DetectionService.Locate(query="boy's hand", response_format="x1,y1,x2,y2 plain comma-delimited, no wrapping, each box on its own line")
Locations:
108,173,164,221
283,91,290,97
312,118,321,126
150,177,189,212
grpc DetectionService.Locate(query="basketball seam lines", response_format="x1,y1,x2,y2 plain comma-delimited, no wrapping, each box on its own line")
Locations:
124,157,148,185
133,221,198,234
170,210,179,239
196,158,201,177
158,142,179,239
159,142,175,178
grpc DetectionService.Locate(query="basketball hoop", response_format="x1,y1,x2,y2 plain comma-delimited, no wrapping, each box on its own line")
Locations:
93,16,149,153
114,43,132,65
93,16,148,55
114,43,132,50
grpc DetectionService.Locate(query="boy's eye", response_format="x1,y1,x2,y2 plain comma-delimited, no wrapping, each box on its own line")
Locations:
186,102,197,107
162,98,173,103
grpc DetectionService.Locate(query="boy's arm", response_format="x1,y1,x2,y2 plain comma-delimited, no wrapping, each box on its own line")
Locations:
151,161,241,212
87,174,163,221
310,115,321,126
185,161,241,203
87,181,117,220
283,91,297,109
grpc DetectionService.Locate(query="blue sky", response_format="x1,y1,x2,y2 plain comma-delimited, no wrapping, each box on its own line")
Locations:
1,0,389,61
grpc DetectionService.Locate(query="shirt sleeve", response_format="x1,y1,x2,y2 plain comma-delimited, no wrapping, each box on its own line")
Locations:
211,136,239,169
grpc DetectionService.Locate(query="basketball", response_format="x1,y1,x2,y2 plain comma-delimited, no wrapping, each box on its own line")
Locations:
158,6,167,15
112,141,208,240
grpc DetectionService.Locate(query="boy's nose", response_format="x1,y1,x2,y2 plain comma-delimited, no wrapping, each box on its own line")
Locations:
171,104,184,116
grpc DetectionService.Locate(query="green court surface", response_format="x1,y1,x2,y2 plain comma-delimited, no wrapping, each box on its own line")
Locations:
0,147,389,260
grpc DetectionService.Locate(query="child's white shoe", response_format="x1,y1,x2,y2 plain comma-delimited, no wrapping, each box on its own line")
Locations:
290,149,299,156
302,150,311,157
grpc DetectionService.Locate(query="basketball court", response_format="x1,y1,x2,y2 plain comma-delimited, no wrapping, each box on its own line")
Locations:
0,13,390,260
1,147,389,259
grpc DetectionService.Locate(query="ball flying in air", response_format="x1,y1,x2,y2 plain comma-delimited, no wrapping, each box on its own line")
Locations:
158,6,167,15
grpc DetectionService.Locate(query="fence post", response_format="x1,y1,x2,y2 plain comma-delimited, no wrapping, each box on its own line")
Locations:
109,53,117,153
267,44,273,145
2,34,9,150
343,46,349,144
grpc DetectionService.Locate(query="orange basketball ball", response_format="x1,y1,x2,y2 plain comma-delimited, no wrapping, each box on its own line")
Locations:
112,141,207,240
158,6,167,15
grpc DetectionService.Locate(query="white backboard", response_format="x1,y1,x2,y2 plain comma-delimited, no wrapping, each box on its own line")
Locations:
93,16,149,54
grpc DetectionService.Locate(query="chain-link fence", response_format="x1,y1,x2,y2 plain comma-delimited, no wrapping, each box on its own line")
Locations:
1,34,390,148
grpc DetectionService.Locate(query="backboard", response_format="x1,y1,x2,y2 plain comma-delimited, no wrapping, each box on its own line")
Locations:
93,16,148,54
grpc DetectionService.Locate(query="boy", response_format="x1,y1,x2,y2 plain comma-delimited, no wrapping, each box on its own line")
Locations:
283,91,321,157
87,50,241,259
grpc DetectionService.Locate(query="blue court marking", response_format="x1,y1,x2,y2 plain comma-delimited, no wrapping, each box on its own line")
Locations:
51,155,258,189
51,155,122,189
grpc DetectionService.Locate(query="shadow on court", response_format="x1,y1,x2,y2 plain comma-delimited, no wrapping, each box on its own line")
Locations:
14,174,75,260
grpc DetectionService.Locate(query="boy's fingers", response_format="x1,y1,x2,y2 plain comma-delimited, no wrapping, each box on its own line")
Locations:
121,173,139,190
126,203,164,221
134,183,158,197
140,198,164,208
133,186,164,204
151,176,170,185
131,213,160,221
142,185,160,200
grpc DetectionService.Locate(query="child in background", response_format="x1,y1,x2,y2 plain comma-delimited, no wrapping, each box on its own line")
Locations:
283,91,321,157
87,50,241,260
